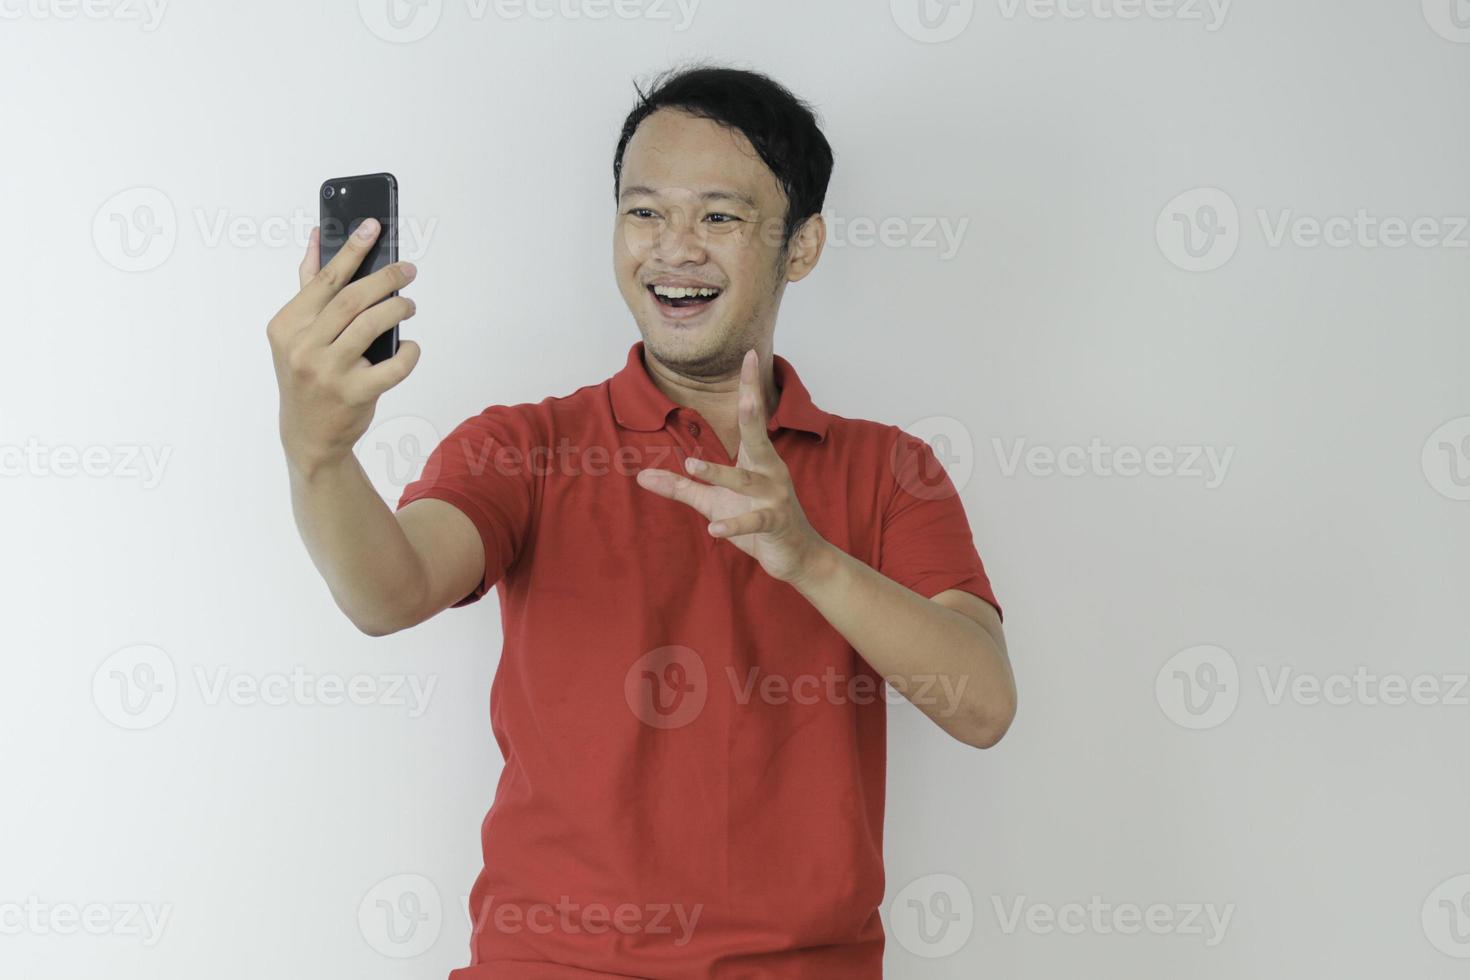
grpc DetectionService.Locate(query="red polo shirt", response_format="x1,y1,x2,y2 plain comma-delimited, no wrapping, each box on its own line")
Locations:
396,342,1001,979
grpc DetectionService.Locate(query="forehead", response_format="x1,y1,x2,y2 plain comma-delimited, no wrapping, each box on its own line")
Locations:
620,109,784,207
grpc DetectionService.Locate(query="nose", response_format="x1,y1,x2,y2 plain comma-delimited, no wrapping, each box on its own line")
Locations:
653,204,707,266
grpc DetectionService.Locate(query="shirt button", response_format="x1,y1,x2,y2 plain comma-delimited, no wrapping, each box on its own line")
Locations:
687,422,701,437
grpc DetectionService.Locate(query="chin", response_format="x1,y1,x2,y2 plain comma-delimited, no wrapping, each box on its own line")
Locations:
639,321,735,374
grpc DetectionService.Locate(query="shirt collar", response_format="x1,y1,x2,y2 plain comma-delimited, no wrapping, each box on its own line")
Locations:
609,341,830,442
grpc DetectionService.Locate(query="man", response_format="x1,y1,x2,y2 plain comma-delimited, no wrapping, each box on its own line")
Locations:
268,65,1015,978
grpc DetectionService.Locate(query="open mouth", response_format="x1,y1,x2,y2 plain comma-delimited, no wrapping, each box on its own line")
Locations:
647,284,723,311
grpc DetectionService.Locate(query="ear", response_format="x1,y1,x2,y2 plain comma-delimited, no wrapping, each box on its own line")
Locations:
782,213,827,284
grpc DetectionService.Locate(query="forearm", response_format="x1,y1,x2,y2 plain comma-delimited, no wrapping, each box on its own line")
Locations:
791,542,1015,747
286,453,429,635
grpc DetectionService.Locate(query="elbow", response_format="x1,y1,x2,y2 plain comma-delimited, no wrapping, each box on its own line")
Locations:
340,592,422,638
327,548,438,638
352,617,400,638
953,688,1016,750
961,720,1011,750
349,601,426,637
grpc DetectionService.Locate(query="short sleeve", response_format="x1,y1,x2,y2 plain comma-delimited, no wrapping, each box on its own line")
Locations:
878,430,1003,622
395,406,536,608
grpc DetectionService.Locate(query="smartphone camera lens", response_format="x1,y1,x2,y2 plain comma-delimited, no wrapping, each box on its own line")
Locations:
323,185,335,200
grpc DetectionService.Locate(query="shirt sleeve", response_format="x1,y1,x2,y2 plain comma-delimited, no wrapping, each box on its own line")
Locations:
877,429,1003,622
394,405,537,608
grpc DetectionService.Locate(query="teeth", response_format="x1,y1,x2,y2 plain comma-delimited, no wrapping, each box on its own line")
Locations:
652,285,720,299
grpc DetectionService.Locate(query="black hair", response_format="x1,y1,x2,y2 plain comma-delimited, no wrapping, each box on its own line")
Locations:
612,64,835,251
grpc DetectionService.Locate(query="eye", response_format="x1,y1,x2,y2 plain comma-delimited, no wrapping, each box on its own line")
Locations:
625,208,659,220
705,213,739,224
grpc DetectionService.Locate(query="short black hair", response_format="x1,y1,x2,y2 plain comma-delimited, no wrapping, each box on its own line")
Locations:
612,64,835,250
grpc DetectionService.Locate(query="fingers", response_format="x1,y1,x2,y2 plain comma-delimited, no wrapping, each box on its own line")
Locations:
683,456,766,494
634,468,712,517
333,295,417,364
307,260,417,347
290,217,382,320
708,509,773,539
297,226,320,289
737,348,781,469
681,457,785,537
351,339,423,399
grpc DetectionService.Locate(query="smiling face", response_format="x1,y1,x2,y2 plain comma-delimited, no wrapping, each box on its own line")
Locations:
613,108,823,378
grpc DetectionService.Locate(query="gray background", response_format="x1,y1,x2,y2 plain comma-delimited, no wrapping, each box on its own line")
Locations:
3,0,1468,976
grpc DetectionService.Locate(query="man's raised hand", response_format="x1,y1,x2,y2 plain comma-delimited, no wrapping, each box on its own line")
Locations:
635,349,831,586
266,219,421,476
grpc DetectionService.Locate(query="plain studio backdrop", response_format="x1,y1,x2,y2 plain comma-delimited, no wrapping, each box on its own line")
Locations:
3,1,1468,977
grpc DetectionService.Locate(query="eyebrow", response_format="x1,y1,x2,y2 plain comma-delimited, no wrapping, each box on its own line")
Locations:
618,185,759,210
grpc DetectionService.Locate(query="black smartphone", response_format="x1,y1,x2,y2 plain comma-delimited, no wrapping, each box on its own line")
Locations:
319,172,399,364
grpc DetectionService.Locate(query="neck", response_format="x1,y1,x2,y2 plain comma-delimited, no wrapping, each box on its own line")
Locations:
642,345,780,453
